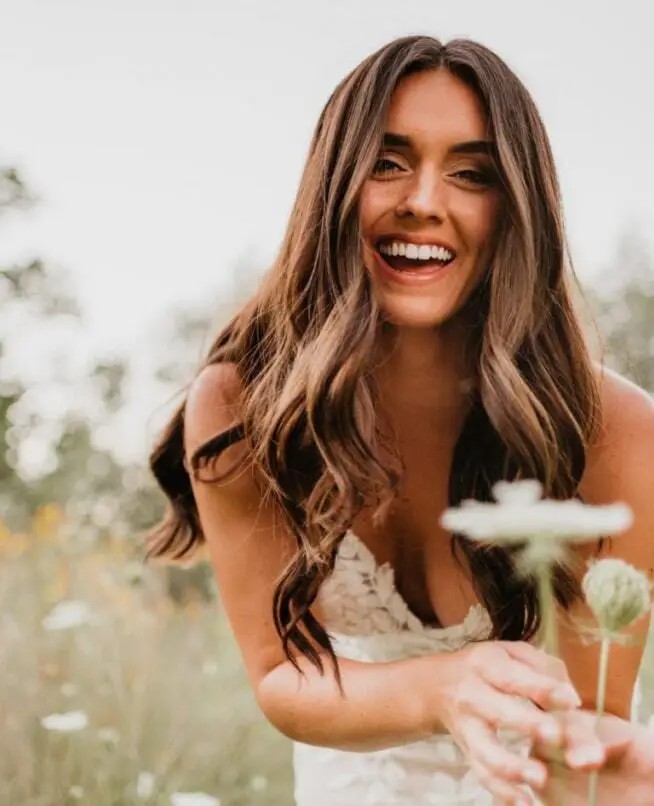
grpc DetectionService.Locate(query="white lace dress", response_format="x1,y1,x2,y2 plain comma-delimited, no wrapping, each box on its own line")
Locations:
291,530,535,805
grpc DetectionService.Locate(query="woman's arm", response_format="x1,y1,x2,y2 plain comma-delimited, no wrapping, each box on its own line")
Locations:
257,640,577,754
257,649,439,750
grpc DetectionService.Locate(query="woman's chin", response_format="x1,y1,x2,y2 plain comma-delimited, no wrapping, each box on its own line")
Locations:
378,299,455,329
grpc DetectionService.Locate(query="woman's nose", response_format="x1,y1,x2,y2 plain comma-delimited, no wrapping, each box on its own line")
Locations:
398,169,447,220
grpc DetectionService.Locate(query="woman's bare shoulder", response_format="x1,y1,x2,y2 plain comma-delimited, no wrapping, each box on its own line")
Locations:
581,361,654,524
590,362,654,452
186,362,243,419
184,362,247,469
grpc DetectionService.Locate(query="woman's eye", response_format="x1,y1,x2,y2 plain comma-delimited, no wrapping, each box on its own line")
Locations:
455,169,493,186
372,158,402,175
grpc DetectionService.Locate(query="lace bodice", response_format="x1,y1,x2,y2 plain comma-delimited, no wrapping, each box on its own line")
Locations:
316,529,492,652
292,530,533,805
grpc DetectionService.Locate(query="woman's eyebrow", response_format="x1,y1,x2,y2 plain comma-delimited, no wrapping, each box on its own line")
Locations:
381,132,495,155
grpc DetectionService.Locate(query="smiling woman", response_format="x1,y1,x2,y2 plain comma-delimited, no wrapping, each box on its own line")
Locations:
145,34,654,805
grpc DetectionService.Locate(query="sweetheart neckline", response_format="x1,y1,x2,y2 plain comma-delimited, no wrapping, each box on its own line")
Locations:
341,528,490,636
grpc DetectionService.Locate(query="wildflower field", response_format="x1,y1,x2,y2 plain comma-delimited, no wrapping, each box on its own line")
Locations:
3,505,654,806
1,507,292,806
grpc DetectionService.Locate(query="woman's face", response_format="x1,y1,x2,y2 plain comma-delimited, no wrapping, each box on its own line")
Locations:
359,68,504,329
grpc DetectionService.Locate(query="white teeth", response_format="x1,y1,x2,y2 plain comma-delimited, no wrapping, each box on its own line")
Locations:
378,240,454,261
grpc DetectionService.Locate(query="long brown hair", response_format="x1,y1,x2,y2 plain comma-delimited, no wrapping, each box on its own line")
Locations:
146,35,603,688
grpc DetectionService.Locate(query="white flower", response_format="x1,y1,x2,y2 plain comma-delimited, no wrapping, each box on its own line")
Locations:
170,793,220,806
68,785,84,799
136,771,155,798
41,710,88,732
493,479,543,505
582,558,651,634
42,600,94,630
441,479,633,543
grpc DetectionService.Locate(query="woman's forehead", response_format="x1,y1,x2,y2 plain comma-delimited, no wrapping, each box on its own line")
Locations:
384,70,488,144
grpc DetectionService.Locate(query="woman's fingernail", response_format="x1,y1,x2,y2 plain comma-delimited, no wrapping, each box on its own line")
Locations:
551,686,581,708
567,745,604,767
538,721,561,744
524,764,546,787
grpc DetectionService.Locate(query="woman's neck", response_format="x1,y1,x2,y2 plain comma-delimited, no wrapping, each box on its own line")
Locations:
372,321,476,440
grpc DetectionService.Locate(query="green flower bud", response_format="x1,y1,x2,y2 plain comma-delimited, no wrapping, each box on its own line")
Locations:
582,558,651,635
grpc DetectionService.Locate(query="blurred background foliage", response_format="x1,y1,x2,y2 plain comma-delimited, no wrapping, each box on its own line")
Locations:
1,164,653,805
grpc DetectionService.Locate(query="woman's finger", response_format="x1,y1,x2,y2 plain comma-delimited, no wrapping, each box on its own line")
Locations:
460,715,547,793
480,658,581,712
502,641,573,686
469,757,536,806
559,710,607,771
462,681,563,746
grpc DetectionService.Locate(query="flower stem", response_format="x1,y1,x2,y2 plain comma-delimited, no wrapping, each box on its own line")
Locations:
536,565,558,658
535,562,567,804
587,637,610,806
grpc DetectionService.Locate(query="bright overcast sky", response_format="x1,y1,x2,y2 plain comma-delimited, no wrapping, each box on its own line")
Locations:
2,0,653,463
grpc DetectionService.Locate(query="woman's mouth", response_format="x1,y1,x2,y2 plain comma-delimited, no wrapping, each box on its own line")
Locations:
372,239,458,283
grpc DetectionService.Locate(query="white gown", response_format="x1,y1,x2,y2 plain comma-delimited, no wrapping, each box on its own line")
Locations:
291,530,536,805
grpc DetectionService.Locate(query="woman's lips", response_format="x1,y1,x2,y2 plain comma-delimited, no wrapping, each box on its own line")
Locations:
373,247,457,285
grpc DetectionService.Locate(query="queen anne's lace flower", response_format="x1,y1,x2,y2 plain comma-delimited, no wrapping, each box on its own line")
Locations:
441,479,633,543
582,558,651,635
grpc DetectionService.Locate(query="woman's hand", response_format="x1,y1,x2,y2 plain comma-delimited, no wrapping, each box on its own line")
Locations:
534,711,654,805
433,640,606,805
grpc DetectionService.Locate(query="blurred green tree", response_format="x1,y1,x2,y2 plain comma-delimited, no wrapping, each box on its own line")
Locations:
0,166,80,524
587,229,654,394
0,166,164,543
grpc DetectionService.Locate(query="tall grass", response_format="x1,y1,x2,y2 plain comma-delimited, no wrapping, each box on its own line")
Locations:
0,507,292,805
